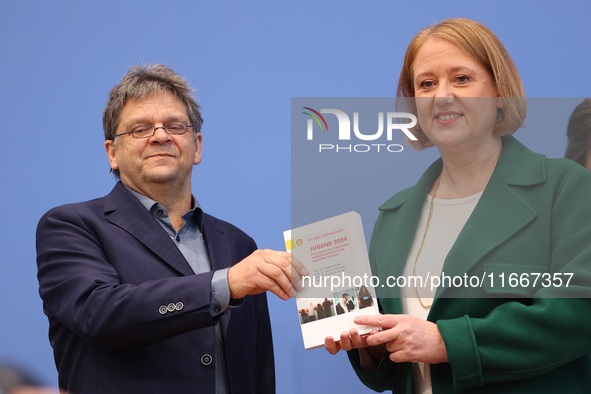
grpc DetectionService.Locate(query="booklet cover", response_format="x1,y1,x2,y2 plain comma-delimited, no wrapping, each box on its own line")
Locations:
284,211,379,349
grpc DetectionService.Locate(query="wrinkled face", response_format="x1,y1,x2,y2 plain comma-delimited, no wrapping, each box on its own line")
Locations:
105,92,201,193
412,37,501,150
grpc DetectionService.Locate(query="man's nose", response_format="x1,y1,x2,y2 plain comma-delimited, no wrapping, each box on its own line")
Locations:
149,125,171,142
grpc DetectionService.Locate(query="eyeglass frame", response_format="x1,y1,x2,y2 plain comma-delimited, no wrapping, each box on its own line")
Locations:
113,121,194,139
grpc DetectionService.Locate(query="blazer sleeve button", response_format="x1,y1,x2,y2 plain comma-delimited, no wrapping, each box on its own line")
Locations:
175,302,184,311
167,303,176,312
159,305,168,315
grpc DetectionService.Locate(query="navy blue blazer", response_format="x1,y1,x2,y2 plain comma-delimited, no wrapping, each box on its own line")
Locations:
36,182,275,394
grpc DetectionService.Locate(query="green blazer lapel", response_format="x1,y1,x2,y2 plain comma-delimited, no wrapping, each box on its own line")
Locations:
373,160,442,302
435,172,537,298
435,136,545,299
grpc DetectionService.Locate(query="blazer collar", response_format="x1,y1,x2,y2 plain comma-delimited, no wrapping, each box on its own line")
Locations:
378,135,546,212
103,182,195,276
437,138,544,297
493,135,546,187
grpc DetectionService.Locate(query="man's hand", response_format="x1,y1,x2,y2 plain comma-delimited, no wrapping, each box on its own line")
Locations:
325,328,386,371
228,249,307,300
325,328,374,354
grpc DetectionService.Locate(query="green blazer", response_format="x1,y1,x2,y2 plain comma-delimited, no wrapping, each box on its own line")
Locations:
349,136,591,393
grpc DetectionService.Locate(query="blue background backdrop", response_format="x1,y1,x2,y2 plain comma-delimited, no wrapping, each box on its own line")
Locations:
1,1,590,392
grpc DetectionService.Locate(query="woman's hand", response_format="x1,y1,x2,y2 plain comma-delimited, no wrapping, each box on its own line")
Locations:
356,314,448,364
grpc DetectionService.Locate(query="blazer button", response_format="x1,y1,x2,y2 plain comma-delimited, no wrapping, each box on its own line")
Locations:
167,303,176,312
175,302,184,311
201,354,213,366
159,305,168,315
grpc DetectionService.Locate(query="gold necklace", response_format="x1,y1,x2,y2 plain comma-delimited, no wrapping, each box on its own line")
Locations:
412,172,442,309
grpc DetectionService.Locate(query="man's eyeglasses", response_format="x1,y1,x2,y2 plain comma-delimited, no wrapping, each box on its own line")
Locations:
114,121,193,139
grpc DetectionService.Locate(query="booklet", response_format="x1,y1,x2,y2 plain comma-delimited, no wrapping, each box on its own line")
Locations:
284,211,380,349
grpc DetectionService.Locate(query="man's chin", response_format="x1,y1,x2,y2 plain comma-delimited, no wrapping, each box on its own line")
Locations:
143,168,181,184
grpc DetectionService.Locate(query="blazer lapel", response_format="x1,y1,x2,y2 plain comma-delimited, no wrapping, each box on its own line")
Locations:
373,160,442,304
201,214,232,271
375,137,545,306
201,214,233,334
103,182,195,276
435,172,537,298
434,136,544,298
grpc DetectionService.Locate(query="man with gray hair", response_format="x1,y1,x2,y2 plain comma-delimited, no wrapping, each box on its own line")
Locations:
36,64,302,394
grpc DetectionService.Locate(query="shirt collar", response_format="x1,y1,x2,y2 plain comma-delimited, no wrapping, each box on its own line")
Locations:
123,184,204,230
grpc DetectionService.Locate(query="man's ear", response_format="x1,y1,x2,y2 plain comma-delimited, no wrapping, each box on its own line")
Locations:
193,132,203,165
105,139,119,171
